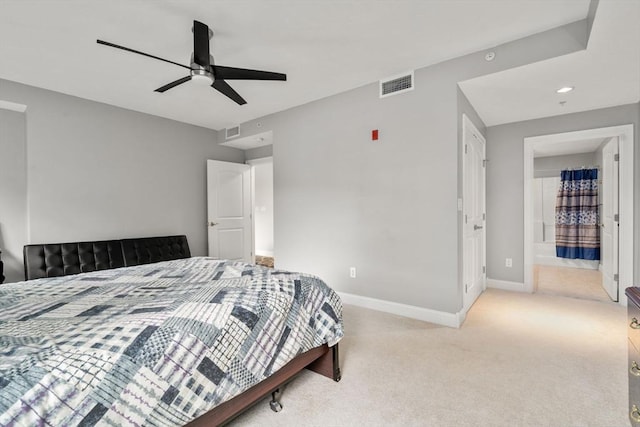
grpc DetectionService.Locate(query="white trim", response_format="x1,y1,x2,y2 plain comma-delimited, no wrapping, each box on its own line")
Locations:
0,100,27,112
487,278,526,292
534,256,599,270
249,166,255,264
524,140,535,292
523,124,634,306
338,291,464,328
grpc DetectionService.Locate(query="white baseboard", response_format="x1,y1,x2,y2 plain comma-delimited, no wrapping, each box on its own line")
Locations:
487,278,526,292
338,291,463,328
534,256,599,270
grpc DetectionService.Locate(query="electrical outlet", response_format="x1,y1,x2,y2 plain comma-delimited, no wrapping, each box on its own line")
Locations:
349,267,357,278
505,258,513,268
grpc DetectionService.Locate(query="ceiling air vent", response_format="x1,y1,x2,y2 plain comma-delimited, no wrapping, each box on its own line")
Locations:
225,125,241,139
380,71,414,98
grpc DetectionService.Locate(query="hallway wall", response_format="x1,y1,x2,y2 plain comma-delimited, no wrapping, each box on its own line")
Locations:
486,102,639,287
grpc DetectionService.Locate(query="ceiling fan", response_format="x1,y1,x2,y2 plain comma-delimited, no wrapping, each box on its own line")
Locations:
97,20,286,105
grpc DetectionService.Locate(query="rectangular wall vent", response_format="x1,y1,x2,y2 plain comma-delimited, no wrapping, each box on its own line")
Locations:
225,126,241,139
380,71,414,98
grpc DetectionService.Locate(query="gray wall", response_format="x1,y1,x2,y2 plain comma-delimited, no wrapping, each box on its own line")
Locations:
0,109,27,282
244,144,273,161
229,21,588,314
486,103,639,284
534,152,597,178
0,79,244,282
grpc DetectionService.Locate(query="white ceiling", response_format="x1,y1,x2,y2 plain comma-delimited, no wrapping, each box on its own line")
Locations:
0,0,609,131
534,137,606,158
460,0,640,126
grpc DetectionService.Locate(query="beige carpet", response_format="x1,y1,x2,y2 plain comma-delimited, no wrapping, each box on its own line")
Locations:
535,264,611,303
255,255,274,269
231,289,627,427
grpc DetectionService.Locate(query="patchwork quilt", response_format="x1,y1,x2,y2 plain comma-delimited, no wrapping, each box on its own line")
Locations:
0,257,343,426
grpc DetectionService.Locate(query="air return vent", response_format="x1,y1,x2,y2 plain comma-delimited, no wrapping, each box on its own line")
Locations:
225,125,240,139
379,71,414,98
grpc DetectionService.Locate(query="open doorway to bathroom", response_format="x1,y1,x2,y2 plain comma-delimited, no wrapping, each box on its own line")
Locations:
532,146,607,302
524,125,634,305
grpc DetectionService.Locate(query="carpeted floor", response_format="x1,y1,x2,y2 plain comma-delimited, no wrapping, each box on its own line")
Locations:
255,255,274,268
535,264,610,302
231,288,627,427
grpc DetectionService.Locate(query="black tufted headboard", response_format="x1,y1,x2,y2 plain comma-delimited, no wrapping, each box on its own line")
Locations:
23,235,190,280
121,236,191,267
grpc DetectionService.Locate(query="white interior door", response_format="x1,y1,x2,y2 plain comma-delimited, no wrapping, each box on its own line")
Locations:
601,137,619,301
207,160,253,262
462,115,486,312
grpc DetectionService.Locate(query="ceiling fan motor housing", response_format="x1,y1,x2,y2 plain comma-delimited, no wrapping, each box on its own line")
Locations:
190,53,215,84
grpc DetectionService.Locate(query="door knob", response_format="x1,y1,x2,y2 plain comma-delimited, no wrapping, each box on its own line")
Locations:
208,221,219,227
474,225,483,230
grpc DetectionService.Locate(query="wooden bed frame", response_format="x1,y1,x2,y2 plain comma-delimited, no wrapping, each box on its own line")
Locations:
188,344,341,426
22,235,342,426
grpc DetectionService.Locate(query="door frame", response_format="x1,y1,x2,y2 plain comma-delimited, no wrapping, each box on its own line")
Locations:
523,124,634,305
246,156,274,263
462,114,487,313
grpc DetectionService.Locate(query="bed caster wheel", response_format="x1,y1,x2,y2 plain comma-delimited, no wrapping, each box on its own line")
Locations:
270,400,283,412
270,389,283,412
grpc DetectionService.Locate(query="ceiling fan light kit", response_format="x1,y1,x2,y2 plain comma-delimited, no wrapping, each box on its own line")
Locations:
191,67,215,86
97,20,286,105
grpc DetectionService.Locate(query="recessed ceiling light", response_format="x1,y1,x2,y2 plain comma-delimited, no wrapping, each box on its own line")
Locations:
556,86,574,94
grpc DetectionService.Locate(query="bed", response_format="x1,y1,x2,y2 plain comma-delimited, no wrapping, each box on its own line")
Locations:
0,236,343,426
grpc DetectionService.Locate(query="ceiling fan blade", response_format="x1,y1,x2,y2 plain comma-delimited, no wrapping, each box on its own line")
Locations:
97,40,192,71
155,76,192,93
212,79,247,105
193,20,211,68
213,65,286,81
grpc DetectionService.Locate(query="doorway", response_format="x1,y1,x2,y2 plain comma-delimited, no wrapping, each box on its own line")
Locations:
523,125,634,305
213,130,275,267
532,147,607,302
247,157,274,268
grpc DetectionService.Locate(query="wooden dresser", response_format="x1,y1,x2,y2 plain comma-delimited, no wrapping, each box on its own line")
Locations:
627,287,640,425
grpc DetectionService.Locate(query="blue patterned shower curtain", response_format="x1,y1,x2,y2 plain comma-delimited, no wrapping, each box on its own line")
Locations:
555,168,600,260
